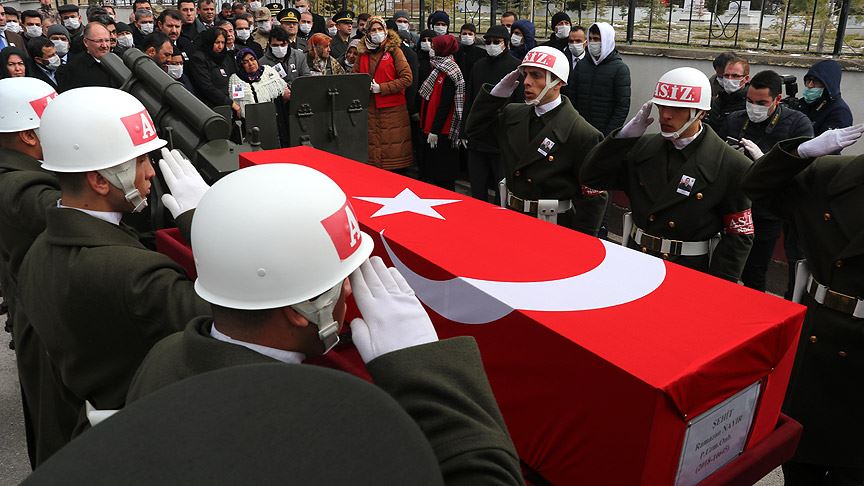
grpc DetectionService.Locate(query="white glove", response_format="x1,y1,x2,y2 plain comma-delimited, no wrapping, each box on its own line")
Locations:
370,81,381,93
427,133,438,149
739,138,764,160
617,101,654,139
159,148,210,218
490,69,520,98
797,123,864,158
459,139,468,149
349,256,438,363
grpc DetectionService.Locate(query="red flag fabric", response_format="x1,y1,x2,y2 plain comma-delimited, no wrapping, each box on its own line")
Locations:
158,147,805,484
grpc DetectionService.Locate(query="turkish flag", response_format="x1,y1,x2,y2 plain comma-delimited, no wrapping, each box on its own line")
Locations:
158,147,805,484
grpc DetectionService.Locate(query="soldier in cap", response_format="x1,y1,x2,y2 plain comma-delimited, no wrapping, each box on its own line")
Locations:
741,124,864,486
581,67,754,281
251,6,271,51
329,9,353,61
276,7,305,51
18,87,212,448
264,2,283,18
122,163,523,483
465,46,606,236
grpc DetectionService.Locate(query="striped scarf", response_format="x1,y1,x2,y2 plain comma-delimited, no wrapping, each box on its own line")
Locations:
419,55,465,147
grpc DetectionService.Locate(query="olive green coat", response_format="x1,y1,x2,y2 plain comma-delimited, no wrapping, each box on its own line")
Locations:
742,138,864,466
581,126,754,281
465,88,606,236
18,208,210,441
127,317,524,485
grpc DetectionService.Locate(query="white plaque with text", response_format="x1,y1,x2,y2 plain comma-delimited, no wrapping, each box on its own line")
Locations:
674,381,761,486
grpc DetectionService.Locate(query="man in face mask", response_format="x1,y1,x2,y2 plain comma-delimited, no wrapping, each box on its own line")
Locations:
0,8,27,51
713,70,813,293
455,23,485,85
132,8,155,48
427,10,449,37
706,56,749,132
466,46,607,236
258,24,310,85
27,36,61,89
21,10,43,40
541,11,570,53
299,11,313,39
294,0,326,35
566,26,586,70
46,25,71,63
251,7,272,50
795,59,853,138
58,4,84,55
392,10,419,44
582,67,754,281
233,15,263,57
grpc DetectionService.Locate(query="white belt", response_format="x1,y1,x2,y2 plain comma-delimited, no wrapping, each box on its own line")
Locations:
631,225,710,257
506,192,572,214
807,276,864,319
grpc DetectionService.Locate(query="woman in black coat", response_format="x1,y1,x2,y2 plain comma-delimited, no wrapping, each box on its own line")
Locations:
188,27,239,116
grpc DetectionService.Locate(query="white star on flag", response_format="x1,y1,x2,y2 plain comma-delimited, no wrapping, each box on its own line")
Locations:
354,188,461,220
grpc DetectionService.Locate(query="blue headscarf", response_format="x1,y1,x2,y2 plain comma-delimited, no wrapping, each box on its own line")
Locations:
235,48,264,83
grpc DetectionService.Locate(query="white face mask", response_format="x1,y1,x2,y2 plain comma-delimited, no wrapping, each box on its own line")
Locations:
370,31,386,44
257,20,271,32
6,21,21,33
587,41,602,58
485,42,504,57
0,24,5,33
26,25,43,37
296,6,307,13
568,42,584,57
396,21,409,32
460,33,474,45
432,25,447,35
52,39,69,56
271,45,288,58
746,101,773,123
46,55,62,70
118,34,134,48
139,22,154,34
167,64,184,79
510,33,522,47
299,23,311,34
327,26,337,36
555,24,569,39
420,40,431,52
719,77,743,93
236,28,251,40
63,17,80,30
249,1,261,10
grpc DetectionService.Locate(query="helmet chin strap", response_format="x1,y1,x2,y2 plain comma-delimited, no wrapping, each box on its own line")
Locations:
661,109,701,140
526,70,560,106
98,158,148,213
291,282,343,355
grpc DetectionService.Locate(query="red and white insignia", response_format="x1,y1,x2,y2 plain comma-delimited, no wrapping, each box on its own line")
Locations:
29,92,57,118
320,200,362,260
120,109,158,146
723,208,754,235
654,82,702,103
524,51,556,68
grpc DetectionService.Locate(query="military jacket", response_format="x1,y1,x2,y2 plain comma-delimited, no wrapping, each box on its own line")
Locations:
581,126,754,281
742,139,864,466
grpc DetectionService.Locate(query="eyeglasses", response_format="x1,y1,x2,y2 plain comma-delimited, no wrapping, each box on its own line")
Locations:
723,73,746,80
85,38,111,44
484,39,503,45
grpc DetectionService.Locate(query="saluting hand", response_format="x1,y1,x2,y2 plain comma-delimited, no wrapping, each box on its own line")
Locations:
490,69,521,98
159,148,210,219
617,101,654,139
797,123,864,159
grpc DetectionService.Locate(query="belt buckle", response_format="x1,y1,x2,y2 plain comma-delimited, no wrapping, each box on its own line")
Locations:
823,289,858,315
668,240,683,256
642,234,662,253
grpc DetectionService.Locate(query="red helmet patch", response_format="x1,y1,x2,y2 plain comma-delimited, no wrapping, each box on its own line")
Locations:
523,50,556,68
320,200,363,260
120,109,158,146
654,82,702,103
29,92,57,118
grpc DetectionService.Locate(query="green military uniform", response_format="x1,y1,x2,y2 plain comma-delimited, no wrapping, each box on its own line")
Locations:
465,87,606,236
127,317,523,484
742,138,864,469
0,148,78,467
18,208,211,442
581,126,754,281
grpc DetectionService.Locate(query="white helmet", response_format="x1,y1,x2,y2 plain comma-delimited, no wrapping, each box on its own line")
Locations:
520,46,570,85
40,87,166,212
651,67,712,140
0,77,57,133
192,164,374,352
651,67,712,111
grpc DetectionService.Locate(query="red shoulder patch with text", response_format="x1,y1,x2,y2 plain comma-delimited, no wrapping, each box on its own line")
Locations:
723,209,754,235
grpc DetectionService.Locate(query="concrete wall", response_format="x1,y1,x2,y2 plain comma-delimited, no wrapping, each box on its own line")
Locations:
618,52,864,155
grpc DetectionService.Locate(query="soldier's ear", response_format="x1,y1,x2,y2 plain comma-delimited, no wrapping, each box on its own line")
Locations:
86,171,113,196
19,129,39,148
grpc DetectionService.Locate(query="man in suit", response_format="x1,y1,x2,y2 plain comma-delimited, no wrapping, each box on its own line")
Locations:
27,36,60,89
56,23,118,92
465,46,606,236
0,8,27,51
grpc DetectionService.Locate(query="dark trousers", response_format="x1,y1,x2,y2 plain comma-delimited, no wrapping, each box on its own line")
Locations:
420,135,457,191
741,216,783,292
783,462,864,486
467,150,503,203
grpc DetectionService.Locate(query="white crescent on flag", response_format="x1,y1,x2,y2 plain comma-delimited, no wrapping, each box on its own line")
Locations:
380,231,668,324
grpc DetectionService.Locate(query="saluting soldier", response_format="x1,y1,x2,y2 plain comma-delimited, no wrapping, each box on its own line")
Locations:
742,123,864,486
18,87,212,447
465,45,606,236
581,67,754,281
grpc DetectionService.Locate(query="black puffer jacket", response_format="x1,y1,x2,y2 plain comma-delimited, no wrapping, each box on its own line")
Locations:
465,51,523,153
567,50,631,136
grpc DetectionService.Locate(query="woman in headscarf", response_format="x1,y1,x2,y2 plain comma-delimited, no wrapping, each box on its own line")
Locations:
306,33,345,75
227,48,290,118
189,27,239,115
0,47,30,79
419,34,464,191
508,19,536,61
354,16,413,172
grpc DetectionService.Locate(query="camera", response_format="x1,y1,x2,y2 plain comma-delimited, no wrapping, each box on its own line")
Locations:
780,74,800,110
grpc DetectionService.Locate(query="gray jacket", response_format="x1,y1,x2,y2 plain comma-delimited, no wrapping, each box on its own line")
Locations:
259,47,310,86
